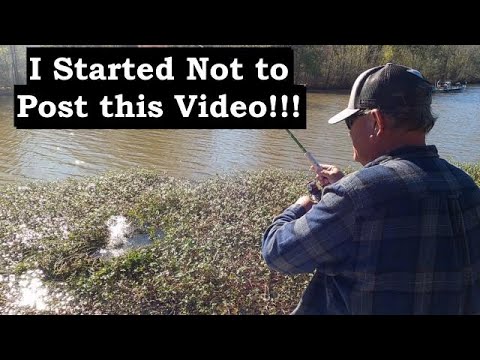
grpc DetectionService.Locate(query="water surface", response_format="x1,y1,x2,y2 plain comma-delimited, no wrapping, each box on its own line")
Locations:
1,86,479,184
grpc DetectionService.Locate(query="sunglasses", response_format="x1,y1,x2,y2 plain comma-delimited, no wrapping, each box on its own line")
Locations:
345,110,370,130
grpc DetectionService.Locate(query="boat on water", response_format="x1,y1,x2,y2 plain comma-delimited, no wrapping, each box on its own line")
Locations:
433,80,467,93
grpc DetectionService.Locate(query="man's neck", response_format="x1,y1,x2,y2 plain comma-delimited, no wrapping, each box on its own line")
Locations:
372,131,426,163
384,134,426,152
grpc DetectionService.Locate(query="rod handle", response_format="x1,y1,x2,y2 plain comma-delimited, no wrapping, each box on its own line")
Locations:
305,152,321,172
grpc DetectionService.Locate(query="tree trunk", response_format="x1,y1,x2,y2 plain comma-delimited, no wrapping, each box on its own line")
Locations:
9,45,20,85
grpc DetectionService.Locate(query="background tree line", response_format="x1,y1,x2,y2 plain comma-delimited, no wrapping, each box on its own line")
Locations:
1,45,479,90
293,45,480,89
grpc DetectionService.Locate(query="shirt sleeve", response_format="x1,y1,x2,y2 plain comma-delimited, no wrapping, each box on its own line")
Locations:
262,184,355,275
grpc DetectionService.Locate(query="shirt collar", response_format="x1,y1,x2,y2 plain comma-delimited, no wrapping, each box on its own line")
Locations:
365,145,439,168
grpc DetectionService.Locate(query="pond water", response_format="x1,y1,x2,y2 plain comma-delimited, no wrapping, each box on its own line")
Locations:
1,86,479,184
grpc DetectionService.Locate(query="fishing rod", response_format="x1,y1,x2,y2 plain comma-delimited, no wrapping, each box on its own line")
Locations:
285,129,321,172
285,129,323,202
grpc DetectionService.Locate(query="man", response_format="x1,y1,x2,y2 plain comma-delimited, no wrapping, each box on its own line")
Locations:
262,63,480,314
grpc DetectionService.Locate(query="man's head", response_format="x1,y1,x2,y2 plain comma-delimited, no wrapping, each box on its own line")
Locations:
328,63,436,165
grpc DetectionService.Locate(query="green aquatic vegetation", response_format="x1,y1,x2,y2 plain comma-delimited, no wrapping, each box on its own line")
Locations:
1,165,479,314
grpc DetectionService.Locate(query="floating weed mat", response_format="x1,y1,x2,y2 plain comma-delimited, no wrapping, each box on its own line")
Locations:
0,168,313,314
3,165,477,314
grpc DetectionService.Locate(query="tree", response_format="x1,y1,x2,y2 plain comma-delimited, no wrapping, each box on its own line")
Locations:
9,45,20,85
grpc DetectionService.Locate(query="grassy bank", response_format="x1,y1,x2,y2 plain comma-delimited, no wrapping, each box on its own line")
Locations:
1,165,479,314
0,169,313,314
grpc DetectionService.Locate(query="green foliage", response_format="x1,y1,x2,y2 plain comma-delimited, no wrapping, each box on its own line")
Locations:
0,169,312,314
2,45,480,89
382,45,394,63
294,45,480,89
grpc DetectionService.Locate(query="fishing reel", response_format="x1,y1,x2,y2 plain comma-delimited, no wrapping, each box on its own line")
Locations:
307,180,322,203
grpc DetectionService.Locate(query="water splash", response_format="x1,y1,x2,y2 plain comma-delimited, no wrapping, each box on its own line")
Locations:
94,215,160,259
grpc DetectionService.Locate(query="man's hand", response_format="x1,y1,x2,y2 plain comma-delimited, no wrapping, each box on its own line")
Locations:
310,164,344,186
295,195,314,212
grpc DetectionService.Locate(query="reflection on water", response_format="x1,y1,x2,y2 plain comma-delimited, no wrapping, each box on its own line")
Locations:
1,86,479,184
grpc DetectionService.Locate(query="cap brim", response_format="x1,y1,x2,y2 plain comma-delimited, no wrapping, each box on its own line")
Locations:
328,108,361,124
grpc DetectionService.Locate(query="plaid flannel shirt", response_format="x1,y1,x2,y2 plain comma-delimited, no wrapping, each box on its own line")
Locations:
262,145,480,314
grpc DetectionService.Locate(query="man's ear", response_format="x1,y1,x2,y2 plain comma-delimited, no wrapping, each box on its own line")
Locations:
370,109,385,137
